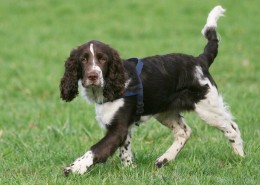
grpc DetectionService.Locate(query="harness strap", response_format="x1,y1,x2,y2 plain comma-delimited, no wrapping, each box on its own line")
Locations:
124,58,144,123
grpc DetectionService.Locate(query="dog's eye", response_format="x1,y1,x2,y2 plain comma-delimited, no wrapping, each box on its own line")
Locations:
81,53,89,63
99,58,106,64
81,58,87,63
96,53,107,63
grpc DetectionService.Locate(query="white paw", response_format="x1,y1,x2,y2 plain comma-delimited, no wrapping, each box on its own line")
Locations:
155,157,169,168
232,143,245,157
121,159,133,166
64,151,94,176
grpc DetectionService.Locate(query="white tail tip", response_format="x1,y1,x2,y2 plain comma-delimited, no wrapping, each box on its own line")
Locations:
201,5,225,37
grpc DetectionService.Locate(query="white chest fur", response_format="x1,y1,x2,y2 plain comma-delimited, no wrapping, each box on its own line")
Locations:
95,98,125,129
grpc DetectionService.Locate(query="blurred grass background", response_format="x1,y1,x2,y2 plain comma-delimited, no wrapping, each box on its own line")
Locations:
0,0,259,184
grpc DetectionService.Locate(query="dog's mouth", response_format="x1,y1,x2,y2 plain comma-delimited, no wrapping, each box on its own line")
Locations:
86,84,101,88
83,84,98,90
84,83,104,103
83,80,103,88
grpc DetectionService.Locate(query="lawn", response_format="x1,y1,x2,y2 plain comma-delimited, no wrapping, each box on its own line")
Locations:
0,0,259,184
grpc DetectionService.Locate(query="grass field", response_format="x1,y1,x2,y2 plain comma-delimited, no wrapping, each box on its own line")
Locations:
0,0,259,184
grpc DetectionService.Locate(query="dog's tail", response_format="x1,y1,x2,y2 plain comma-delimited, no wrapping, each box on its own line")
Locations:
198,5,225,69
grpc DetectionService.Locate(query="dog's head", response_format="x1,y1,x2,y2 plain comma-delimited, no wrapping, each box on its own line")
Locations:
60,40,126,102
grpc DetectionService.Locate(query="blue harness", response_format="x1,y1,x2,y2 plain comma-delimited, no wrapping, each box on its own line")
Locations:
123,58,144,123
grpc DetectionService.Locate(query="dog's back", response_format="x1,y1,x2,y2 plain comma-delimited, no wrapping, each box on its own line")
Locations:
140,6,225,115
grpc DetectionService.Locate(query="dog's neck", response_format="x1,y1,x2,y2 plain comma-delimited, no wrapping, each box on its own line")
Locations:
79,80,105,104
79,77,133,104
85,86,105,104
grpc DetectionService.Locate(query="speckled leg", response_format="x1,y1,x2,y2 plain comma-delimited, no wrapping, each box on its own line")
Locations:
119,132,133,166
155,112,192,167
195,86,244,157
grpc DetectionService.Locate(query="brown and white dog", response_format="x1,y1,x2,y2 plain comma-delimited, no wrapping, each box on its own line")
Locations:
60,6,244,176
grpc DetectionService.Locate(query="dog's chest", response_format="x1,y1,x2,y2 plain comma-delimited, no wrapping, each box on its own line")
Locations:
95,98,124,129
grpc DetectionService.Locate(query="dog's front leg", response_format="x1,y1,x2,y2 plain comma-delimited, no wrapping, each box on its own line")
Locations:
64,124,128,176
64,150,94,176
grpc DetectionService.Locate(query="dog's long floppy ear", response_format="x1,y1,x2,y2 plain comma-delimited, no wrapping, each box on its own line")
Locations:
103,46,126,101
60,48,82,102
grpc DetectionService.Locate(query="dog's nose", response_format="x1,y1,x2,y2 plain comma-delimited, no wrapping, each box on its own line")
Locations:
87,72,98,81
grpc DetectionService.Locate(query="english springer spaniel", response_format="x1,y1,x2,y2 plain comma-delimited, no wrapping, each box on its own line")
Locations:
60,6,244,176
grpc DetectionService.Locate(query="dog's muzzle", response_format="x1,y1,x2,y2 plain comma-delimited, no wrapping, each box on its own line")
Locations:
83,70,104,87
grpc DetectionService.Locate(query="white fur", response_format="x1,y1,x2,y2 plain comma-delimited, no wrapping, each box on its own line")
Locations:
79,80,104,103
194,66,213,88
195,66,233,128
202,5,225,36
64,150,94,175
90,43,96,65
95,98,124,129
125,79,131,88
87,43,105,87
195,86,233,127
92,65,104,87
155,113,192,166
119,133,133,166
195,68,244,157
140,115,152,122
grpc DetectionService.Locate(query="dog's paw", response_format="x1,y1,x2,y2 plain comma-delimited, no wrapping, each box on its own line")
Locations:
155,158,168,168
121,159,134,167
63,163,88,176
64,151,94,176
64,166,72,176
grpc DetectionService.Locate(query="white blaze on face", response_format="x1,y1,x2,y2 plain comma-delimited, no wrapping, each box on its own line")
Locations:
90,43,96,67
87,43,105,88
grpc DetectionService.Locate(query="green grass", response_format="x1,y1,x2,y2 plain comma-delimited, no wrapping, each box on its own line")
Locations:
0,0,259,184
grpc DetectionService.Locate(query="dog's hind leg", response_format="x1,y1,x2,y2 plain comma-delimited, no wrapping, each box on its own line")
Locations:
195,85,244,157
119,130,133,166
155,112,192,167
